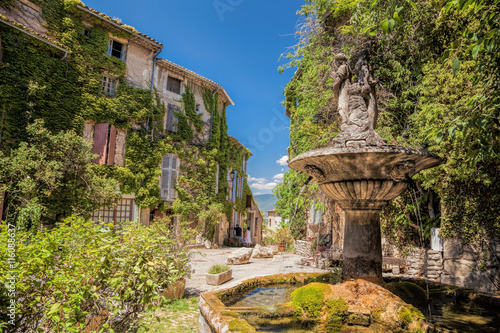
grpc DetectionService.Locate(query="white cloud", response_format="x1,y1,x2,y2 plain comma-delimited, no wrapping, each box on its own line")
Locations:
273,173,284,181
250,182,278,190
276,155,288,166
248,175,266,183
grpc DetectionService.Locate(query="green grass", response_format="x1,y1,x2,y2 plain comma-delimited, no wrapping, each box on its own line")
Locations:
138,297,199,333
208,264,230,274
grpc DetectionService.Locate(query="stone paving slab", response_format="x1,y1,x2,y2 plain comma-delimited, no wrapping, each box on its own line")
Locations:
185,247,328,296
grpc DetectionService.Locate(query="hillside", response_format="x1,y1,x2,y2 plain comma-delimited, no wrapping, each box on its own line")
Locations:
253,194,277,218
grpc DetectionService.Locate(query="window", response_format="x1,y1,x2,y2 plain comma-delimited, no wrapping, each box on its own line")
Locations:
196,103,202,114
93,123,116,165
166,76,181,94
91,198,134,223
108,39,126,60
101,75,117,96
83,29,91,37
160,153,179,202
166,104,179,132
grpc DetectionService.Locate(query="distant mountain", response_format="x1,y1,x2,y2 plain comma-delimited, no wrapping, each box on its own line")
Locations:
253,194,277,218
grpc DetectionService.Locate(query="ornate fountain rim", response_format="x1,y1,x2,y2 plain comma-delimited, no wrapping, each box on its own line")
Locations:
289,145,443,184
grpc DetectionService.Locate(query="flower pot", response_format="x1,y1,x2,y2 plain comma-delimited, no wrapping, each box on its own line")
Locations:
278,244,285,252
159,278,186,301
206,269,232,286
317,246,329,252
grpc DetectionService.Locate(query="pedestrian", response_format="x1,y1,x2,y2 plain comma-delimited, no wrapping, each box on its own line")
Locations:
234,224,242,245
244,227,252,247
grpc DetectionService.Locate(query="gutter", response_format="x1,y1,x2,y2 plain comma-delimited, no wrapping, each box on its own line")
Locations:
147,47,163,132
0,17,69,57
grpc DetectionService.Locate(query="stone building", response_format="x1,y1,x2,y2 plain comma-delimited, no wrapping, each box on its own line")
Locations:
0,0,261,246
267,209,281,232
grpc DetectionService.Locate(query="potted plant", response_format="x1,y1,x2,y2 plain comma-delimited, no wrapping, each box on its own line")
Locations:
317,238,330,252
206,264,232,286
275,227,294,253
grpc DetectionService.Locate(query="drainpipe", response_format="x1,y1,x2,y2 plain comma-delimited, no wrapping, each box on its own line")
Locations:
61,51,68,60
147,47,163,131
209,86,221,141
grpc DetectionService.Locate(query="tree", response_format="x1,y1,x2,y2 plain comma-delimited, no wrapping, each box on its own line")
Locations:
0,119,118,230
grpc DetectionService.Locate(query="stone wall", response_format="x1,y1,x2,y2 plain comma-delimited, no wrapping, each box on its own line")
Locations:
383,236,500,293
294,240,314,258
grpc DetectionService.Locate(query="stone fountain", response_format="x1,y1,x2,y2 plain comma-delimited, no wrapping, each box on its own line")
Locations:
288,54,442,283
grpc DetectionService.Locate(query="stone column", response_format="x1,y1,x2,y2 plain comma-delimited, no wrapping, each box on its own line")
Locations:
342,209,383,283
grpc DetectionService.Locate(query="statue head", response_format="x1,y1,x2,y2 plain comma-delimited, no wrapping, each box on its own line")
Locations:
335,53,347,65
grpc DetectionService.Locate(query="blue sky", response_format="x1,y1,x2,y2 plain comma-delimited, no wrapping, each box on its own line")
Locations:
83,0,304,195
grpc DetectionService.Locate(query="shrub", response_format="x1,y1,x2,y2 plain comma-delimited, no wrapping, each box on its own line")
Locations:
274,227,294,247
0,216,193,332
208,264,230,275
291,283,330,322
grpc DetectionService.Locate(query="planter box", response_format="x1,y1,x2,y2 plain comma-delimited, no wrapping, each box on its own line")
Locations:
269,245,279,254
159,278,186,301
317,246,330,252
206,269,232,286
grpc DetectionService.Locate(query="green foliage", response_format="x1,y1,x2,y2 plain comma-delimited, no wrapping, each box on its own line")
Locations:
0,120,118,230
208,264,231,275
0,216,193,332
182,85,203,133
274,227,294,247
279,0,499,251
291,283,330,321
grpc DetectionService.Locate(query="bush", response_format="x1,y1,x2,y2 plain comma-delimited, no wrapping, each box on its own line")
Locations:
274,227,294,247
208,264,230,275
0,216,193,332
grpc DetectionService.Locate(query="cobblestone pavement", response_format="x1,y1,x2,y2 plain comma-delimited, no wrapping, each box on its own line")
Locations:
185,247,328,296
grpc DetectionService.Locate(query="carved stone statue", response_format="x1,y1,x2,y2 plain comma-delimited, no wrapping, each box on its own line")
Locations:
330,54,386,148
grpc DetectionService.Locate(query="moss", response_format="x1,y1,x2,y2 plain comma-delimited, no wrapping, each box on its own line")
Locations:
228,318,256,333
398,306,424,330
324,297,348,331
387,282,428,307
221,311,240,318
291,283,330,322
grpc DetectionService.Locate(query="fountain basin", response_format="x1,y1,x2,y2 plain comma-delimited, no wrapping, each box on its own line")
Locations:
198,273,500,332
288,146,443,184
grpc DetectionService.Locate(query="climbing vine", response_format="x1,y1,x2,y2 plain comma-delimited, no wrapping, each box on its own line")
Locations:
277,0,499,249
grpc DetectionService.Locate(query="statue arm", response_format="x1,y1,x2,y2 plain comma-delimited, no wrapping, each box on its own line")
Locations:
367,86,378,129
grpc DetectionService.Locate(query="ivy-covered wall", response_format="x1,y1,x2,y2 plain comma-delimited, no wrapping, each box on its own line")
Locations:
0,0,256,241
276,0,499,254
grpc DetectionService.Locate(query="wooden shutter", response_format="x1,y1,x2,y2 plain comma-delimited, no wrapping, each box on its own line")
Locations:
170,155,178,200
93,123,109,164
246,194,252,208
166,104,179,132
106,125,116,165
232,171,237,201
160,155,171,200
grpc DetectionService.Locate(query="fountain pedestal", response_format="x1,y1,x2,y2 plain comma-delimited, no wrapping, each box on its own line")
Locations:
289,146,442,283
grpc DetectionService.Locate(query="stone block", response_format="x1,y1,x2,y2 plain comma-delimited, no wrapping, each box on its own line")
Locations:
443,238,463,259
225,248,253,265
206,269,232,286
347,307,371,326
251,244,274,258
443,259,476,277
392,265,400,275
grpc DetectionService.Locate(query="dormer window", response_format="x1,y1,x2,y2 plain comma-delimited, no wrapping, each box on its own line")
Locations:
108,39,126,60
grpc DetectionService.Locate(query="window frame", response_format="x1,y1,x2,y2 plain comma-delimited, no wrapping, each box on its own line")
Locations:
107,38,126,61
166,76,182,95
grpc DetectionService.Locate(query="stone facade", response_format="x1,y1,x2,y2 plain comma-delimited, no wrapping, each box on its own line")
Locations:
0,0,47,36
382,235,500,293
294,240,314,258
